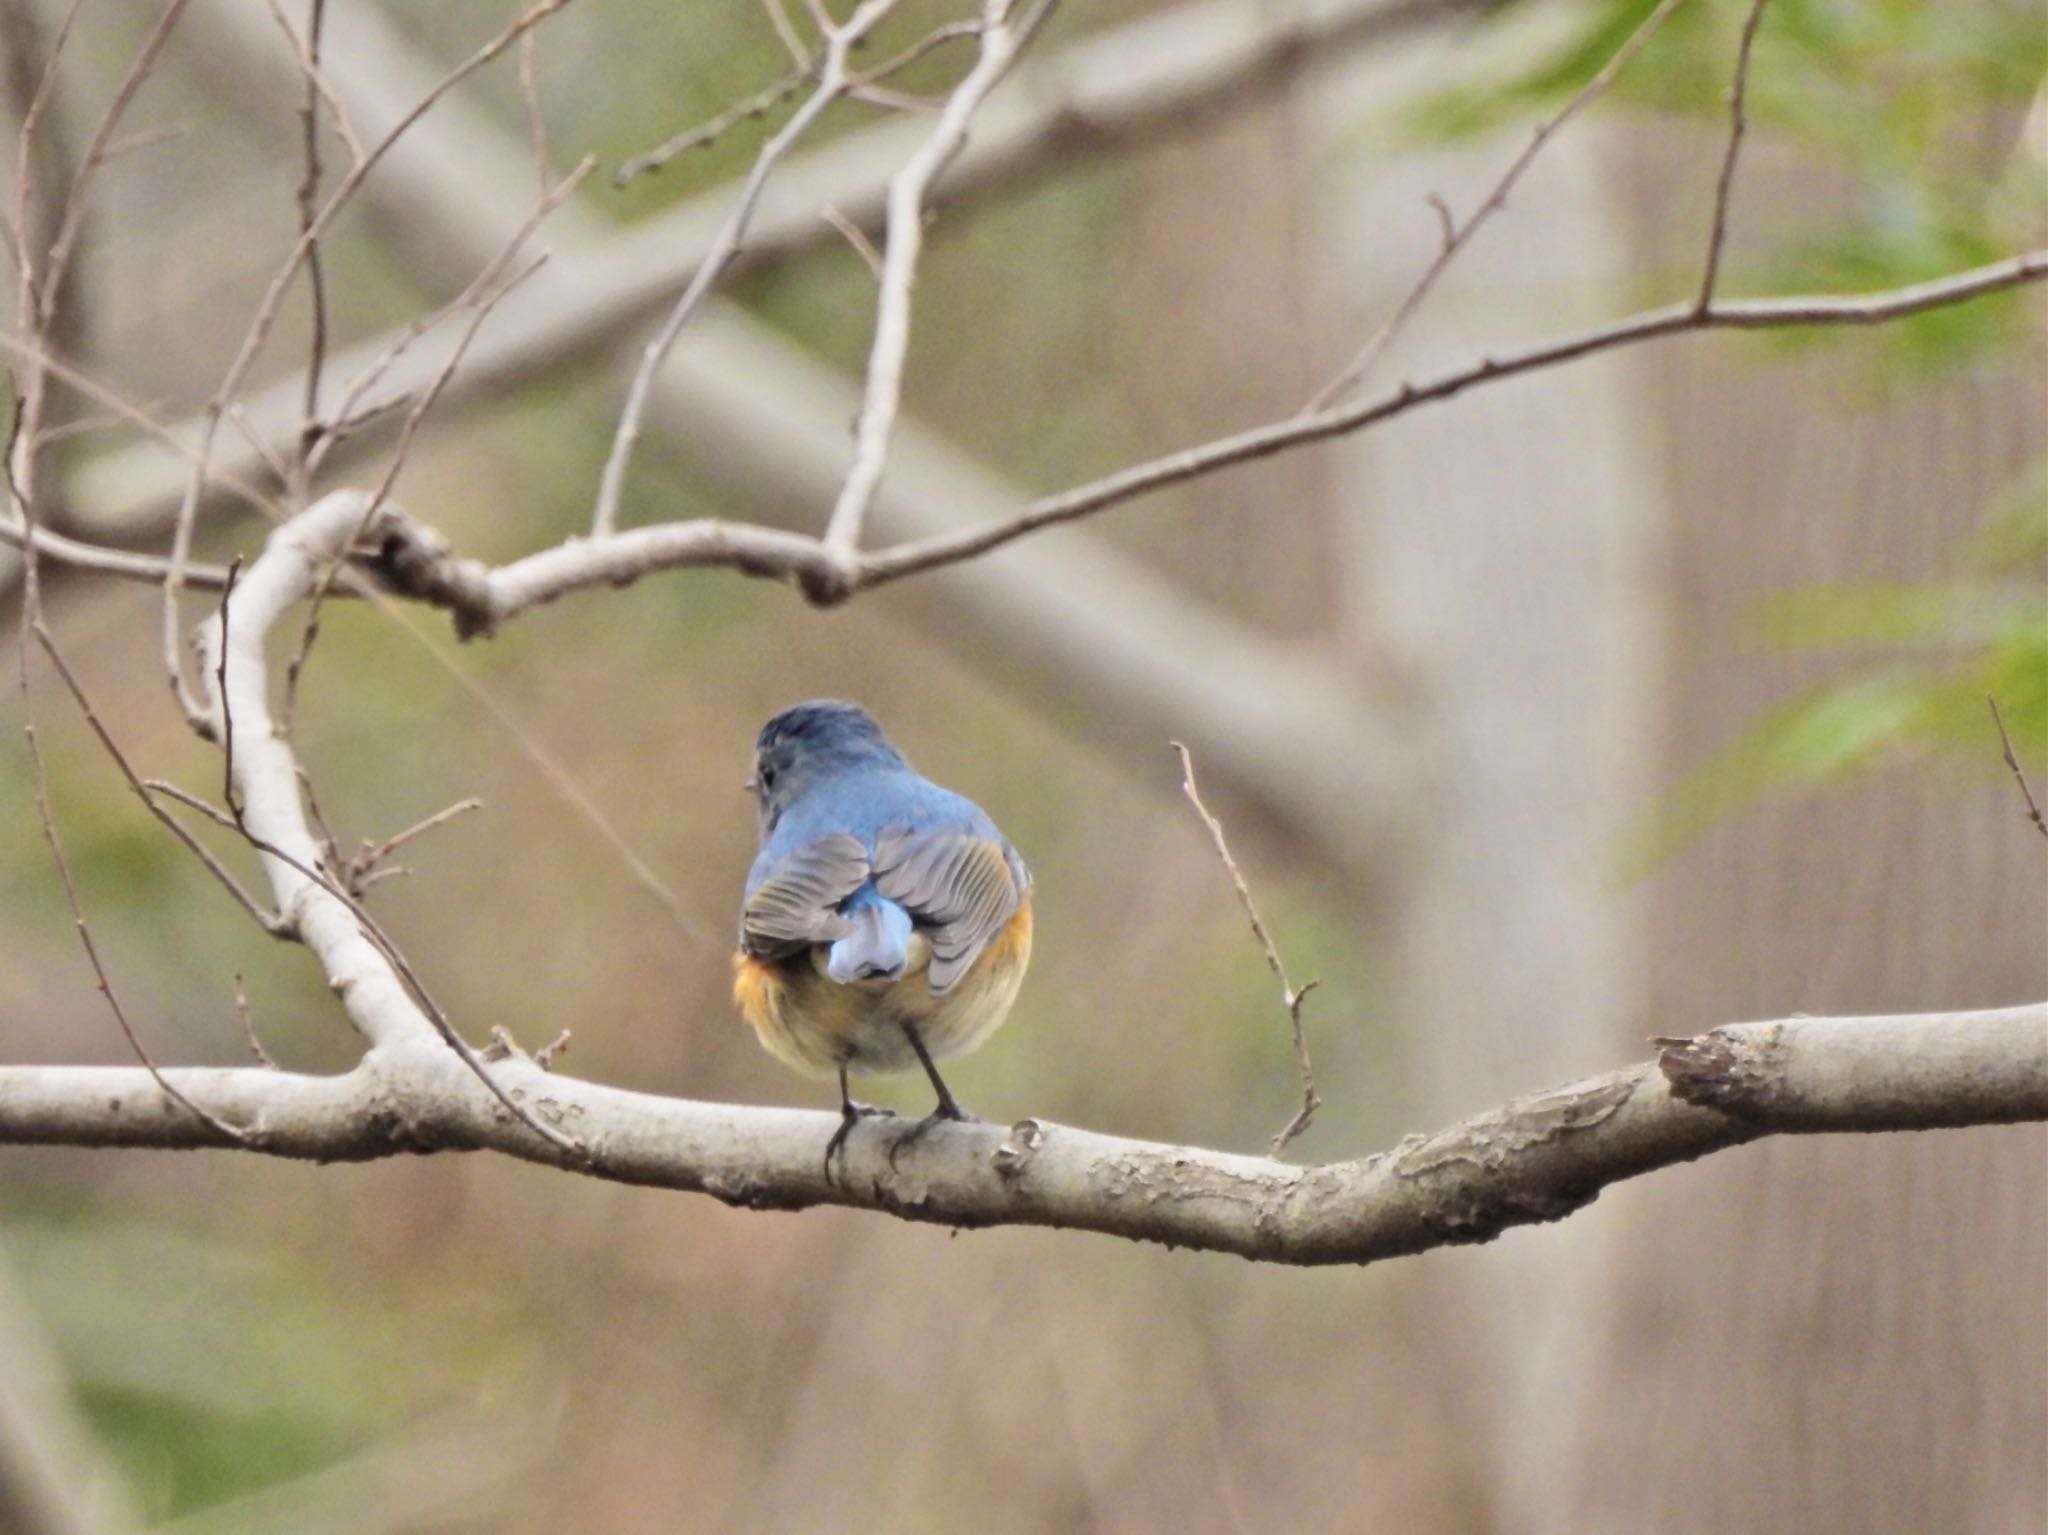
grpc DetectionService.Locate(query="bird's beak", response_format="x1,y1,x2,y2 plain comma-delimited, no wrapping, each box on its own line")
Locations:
742,778,759,794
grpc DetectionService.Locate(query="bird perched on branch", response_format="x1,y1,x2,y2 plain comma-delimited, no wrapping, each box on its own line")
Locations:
731,700,1033,1172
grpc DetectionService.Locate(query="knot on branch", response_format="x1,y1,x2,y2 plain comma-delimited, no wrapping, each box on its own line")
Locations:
365,513,499,639
797,549,860,608
1659,1027,1783,1120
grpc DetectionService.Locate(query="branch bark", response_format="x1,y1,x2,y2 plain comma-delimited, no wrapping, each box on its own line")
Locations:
1,1005,2040,1266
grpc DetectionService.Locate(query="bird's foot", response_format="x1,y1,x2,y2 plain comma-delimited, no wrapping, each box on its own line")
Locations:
823,1098,896,1184
886,1098,980,1170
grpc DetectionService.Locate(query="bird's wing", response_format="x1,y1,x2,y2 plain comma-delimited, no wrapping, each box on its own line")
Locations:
872,828,1028,994
740,833,871,959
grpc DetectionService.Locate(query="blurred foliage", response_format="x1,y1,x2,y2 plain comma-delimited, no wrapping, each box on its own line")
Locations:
1405,0,2047,371
1629,466,2047,871
2,1207,538,1521
1404,0,2045,860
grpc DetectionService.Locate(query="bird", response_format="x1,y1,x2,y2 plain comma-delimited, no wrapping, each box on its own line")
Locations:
730,700,1033,1172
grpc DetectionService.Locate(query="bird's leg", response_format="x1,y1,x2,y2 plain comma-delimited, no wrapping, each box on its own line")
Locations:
888,1023,979,1168
903,1021,976,1123
823,1064,894,1184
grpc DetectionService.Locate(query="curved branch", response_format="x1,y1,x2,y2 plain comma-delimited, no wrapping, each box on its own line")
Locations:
0,1005,2040,1266
856,250,2048,584
17,249,2043,631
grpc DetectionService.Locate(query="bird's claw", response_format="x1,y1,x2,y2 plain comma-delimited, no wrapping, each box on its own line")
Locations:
885,1102,980,1170
822,1099,896,1184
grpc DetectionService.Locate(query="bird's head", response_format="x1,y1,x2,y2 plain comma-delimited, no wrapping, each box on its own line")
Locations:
747,699,906,833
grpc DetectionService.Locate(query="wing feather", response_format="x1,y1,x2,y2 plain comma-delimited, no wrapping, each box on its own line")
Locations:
741,833,871,959
872,829,1027,993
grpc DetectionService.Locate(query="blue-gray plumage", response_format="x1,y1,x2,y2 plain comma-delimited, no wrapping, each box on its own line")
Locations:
732,701,1033,1171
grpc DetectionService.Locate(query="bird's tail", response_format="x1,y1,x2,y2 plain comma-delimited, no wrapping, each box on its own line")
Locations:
826,894,912,984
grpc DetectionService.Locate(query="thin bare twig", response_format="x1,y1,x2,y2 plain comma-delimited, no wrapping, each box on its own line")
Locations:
820,0,1035,564
23,639,294,940
1173,742,1321,1156
848,18,985,90
226,399,297,487
286,248,554,725
517,29,551,197
96,117,197,163
307,155,594,478
0,325,287,522
234,973,277,1068
162,0,573,728
592,0,908,538
820,203,884,278
8,420,286,943
340,796,483,896
1698,0,1769,310
37,0,194,333
862,250,2048,587
9,408,251,1144
257,0,365,168
612,62,815,185
1988,696,2048,840
294,0,333,457
757,0,809,67
216,557,245,818
1304,0,1693,413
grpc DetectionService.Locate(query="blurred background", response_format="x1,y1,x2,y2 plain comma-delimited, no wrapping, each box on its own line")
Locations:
1,0,2043,1530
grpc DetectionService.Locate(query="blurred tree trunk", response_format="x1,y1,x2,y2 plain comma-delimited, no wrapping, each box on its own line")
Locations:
1308,29,2045,1529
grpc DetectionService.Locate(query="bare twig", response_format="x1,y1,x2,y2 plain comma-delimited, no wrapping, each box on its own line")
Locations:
293,0,333,455
226,400,297,488
592,0,907,538
23,254,2046,629
1305,0,1693,412
820,202,884,278
1988,696,2047,840
757,0,810,67
516,29,550,196
340,796,483,896
257,0,365,168
307,155,594,478
216,557,244,818
0,325,288,522
234,974,277,1068
1698,0,1770,310
859,18,985,86
37,0,193,334
285,247,555,725
861,251,2048,587
1173,743,1320,1155
612,61,816,185
96,117,197,163
162,0,573,728
21,667,293,939
9,408,250,1145
820,0,1035,565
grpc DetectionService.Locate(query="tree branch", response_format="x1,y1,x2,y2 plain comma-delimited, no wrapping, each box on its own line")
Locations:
858,250,2048,582
0,1005,2039,1266
20,246,2042,635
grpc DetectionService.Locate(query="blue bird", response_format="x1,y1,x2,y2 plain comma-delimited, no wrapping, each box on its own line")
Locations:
731,701,1033,1168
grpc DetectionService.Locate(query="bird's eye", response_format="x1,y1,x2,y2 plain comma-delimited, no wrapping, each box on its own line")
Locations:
757,763,777,793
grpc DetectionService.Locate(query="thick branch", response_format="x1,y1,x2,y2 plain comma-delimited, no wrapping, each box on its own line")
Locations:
1,1006,2040,1267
